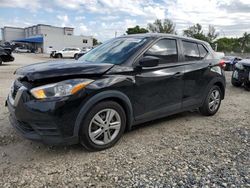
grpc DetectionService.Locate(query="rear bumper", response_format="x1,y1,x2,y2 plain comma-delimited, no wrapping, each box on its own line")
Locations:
6,87,83,145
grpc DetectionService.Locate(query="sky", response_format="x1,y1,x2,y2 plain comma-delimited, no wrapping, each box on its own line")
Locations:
0,0,250,42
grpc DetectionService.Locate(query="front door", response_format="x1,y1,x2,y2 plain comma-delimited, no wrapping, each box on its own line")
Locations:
133,38,185,121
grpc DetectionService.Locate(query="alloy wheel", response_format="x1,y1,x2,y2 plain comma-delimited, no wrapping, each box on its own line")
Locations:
208,90,220,112
88,108,121,145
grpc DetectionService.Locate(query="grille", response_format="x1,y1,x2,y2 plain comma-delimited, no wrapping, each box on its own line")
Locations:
17,120,34,132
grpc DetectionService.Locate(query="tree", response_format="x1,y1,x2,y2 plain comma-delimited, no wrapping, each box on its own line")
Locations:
183,24,219,48
126,25,148,35
207,25,219,43
93,38,101,46
239,32,250,52
215,37,240,52
183,24,208,42
148,19,176,34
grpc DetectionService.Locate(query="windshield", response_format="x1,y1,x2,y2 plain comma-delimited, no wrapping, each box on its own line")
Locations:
78,37,149,65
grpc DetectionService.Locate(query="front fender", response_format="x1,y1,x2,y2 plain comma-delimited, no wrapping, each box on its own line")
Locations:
73,90,133,137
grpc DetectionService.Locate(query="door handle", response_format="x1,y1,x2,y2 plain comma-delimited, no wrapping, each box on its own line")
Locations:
173,72,184,78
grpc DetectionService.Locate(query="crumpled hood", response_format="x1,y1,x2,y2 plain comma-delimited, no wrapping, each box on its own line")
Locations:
15,60,114,81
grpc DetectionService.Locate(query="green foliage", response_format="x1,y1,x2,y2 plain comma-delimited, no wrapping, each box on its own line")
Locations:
93,38,99,46
148,19,176,34
215,32,250,53
183,24,218,48
216,38,239,52
239,32,250,52
126,25,148,35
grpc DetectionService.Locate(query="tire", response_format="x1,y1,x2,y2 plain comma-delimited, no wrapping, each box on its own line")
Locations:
231,70,242,87
0,57,2,65
244,83,250,91
199,86,222,116
79,101,126,151
57,53,62,58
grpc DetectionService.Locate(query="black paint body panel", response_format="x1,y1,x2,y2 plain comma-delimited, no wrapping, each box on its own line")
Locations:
6,34,226,145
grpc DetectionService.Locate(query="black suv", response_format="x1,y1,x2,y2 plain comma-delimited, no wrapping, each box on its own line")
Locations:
6,34,225,151
231,59,250,90
0,46,14,65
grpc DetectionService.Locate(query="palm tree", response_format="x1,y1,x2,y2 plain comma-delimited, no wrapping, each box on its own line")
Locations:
239,32,250,53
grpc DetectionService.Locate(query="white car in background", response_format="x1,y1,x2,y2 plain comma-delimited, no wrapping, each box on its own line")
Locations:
50,47,81,58
15,47,31,53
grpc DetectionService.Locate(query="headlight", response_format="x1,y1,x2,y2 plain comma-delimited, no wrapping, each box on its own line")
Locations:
30,79,94,99
235,63,244,70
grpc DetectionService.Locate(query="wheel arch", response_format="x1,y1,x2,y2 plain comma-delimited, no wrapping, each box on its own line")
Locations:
214,81,225,99
202,77,226,105
74,90,134,137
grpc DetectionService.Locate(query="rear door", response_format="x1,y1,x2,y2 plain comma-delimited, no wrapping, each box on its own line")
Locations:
181,40,211,108
133,38,185,121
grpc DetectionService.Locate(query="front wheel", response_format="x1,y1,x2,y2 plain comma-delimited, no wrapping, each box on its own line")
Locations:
57,53,62,58
79,101,126,151
199,86,222,116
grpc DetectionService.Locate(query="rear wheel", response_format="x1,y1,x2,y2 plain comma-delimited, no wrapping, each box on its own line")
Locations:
74,54,78,59
79,101,126,151
231,70,242,87
199,86,222,116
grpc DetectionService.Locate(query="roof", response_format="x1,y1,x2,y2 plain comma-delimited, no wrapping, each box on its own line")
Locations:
13,36,43,43
120,33,210,45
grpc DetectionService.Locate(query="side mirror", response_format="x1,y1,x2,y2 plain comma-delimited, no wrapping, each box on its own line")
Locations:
139,56,159,68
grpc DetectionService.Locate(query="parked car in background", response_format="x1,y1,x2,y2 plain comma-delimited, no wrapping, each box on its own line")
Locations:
74,47,92,59
221,56,242,71
15,47,31,53
231,59,250,91
214,52,225,59
50,47,81,58
6,34,225,151
0,46,14,65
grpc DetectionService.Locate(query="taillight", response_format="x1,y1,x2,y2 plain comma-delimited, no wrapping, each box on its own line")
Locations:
219,60,226,69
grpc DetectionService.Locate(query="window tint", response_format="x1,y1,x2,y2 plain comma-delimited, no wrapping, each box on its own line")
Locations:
198,44,208,58
145,39,178,64
182,41,200,61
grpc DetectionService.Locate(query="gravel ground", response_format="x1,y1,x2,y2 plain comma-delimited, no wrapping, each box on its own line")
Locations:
0,54,249,187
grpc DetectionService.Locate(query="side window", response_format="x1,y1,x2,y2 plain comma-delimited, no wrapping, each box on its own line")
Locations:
145,39,178,64
182,41,200,61
198,44,208,58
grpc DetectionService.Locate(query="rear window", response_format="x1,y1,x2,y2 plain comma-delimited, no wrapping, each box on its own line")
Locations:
182,41,200,61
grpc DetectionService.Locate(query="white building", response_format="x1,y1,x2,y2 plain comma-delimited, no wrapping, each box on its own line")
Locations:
1,24,93,53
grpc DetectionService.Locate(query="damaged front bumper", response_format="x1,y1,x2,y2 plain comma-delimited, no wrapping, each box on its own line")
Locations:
6,84,81,145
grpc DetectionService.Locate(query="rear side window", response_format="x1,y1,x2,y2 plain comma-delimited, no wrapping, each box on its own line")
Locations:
145,39,178,64
198,44,208,58
182,41,200,61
